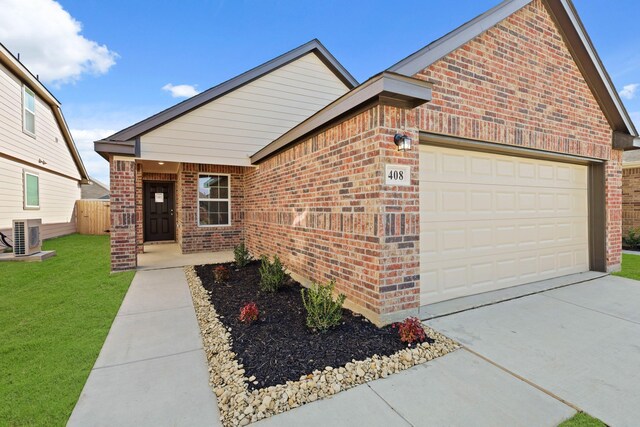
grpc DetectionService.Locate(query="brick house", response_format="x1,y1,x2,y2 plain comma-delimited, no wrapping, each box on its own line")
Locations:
96,0,638,325
622,150,640,237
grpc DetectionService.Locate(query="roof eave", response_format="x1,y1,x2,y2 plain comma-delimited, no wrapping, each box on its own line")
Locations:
387,0,533,76
543,0,638,137
94,139,139,160
613,132,640,151
250,72,432,164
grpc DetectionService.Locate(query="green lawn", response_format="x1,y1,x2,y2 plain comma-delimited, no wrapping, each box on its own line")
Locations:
613,253,640,280
0,234,134,426
559,412,606,427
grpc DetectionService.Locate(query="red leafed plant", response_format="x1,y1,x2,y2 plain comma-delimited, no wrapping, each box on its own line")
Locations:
213,265,230,283
393,317,426,344
239,302,259,323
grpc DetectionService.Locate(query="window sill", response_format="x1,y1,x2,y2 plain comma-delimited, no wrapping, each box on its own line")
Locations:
22,129,36,139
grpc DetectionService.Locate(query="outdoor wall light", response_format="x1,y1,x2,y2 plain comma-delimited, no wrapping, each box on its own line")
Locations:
393,134,412,151
158,162,165,165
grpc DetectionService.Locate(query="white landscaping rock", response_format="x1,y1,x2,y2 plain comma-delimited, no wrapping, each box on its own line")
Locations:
184,266,459,427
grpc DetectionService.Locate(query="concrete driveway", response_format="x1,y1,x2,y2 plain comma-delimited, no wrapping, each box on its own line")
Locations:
428,275,640,427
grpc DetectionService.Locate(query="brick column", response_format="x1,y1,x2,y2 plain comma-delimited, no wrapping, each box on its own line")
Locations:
135,163,144,254
110,157,137,271
376,105,420,324
606,149,623,272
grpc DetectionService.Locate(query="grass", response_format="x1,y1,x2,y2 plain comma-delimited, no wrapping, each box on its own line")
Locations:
559,412,606,427
0,234,134,426
613,253,640,280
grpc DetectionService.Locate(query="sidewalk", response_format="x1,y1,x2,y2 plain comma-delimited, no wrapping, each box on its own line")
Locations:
68,268,221,427
254,349,574,427
69,267,577,427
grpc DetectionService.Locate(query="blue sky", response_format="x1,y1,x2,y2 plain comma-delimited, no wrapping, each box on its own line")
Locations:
2,0,639,183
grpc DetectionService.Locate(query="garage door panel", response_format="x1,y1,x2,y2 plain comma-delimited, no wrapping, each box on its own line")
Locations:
421,218,588,259
419,144,589,306
421,148,588,190
422,182,587,222
420,244,589,303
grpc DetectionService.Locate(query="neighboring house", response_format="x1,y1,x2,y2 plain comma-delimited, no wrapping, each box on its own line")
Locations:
622,150,640,236
81,178,110,199
96,0,638,325
0,43,89,241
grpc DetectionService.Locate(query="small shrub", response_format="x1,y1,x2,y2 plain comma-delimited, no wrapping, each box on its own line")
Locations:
234,243,252,268
259,255,287,292
623,228,640,250
213,265,230,283
239,302,259,323
301,281,346,332
393,317,426,344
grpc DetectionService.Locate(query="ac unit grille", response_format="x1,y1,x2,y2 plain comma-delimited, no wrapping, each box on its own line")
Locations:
14,221,25,255
29,226,40,249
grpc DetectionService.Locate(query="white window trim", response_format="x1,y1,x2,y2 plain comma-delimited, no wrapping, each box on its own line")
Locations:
22,85,36,137
197,173,231,227
23,170,40,210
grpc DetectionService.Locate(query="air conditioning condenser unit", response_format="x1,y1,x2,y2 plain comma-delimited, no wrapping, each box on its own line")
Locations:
13,219,42,256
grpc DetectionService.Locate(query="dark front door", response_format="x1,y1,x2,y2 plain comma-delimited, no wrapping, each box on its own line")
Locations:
144,182,175,242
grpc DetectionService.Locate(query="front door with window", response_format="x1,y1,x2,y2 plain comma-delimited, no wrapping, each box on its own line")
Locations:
144,182,175,242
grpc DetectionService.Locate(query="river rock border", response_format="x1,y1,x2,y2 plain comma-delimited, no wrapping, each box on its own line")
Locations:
185,266,459,426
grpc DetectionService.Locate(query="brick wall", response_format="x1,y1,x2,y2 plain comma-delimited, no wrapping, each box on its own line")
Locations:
415,0,620,270
606,151,623,270
109,157,137,271
245,104,419,325
622,166,640,240
177,163,246,254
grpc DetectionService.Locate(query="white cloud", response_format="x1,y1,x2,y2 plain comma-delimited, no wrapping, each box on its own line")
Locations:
620,83,640,100
162,83,199,98
0,0,117,85
70,129,115,184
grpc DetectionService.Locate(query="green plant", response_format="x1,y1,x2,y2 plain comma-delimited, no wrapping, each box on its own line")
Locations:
301,281,346,332
259,255,287,292
623,227,640,250
234,243,251,268
393,317,426,344
213,265,230,283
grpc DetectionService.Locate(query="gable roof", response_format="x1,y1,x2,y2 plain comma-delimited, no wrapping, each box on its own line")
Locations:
387,0,639,143
0,43,90,182
81,177,110,199
98,39,357,146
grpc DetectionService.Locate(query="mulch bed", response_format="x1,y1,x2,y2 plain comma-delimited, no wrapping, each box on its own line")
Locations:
195,261,431,389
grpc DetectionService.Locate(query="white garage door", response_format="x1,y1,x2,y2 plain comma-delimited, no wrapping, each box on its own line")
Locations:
419,144,589,305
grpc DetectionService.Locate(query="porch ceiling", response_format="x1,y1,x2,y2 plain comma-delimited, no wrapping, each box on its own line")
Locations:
138,159,180,174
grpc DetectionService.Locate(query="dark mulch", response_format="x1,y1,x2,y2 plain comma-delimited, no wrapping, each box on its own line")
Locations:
195,261,432,390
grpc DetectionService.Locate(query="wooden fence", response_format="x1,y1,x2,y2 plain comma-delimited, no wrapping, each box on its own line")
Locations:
76,199,110,235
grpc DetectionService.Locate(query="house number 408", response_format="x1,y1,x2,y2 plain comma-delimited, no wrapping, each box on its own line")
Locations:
385,164,411,186
388,170,404,180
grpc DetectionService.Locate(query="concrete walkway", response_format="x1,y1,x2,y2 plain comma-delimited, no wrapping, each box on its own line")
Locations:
429,275,640,427
68,268,221,427
255,349,574,427
72,268,640,426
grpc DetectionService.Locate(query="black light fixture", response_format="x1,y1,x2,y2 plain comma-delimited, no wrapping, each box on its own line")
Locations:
393,134,412,151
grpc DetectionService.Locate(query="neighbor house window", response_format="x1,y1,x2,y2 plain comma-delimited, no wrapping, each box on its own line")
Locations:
24,171,39,209
198,174,230,226
23,86,36,135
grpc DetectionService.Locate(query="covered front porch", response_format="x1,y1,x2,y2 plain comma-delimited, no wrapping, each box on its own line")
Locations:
108,157,247,271
137,242,233,271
